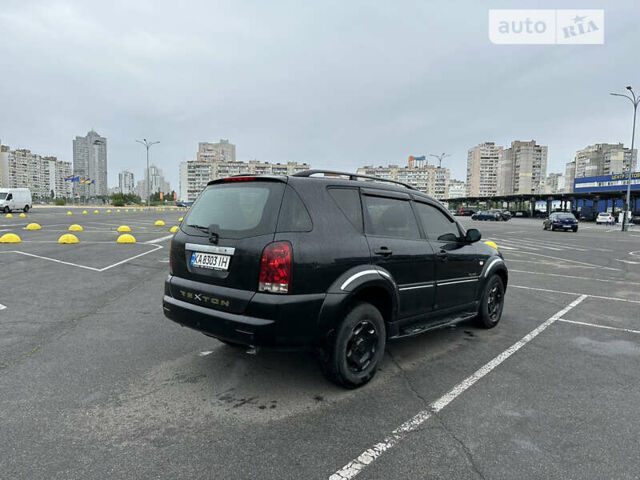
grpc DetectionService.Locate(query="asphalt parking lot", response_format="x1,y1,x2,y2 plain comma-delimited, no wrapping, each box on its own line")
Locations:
2,208,640,480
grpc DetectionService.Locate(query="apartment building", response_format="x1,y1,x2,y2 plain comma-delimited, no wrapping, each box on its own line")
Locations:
466,142,503,197
0,143,72,198
574,143,637,178
179,155,311,202
73,130,108,197
498,140,548,195
356,162,451,200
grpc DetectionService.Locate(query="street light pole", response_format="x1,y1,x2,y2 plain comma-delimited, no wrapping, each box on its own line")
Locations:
610,86,639,232
136,139,160,208
429,152,450,168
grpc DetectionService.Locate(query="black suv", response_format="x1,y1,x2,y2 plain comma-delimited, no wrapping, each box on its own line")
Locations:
163,171,508,388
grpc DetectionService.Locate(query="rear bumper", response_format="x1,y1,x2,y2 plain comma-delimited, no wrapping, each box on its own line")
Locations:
163,275,326,348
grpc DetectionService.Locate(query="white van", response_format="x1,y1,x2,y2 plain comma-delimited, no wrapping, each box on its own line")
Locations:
0,188,33,213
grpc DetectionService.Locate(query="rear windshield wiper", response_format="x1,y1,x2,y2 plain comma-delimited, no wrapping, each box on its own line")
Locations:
187,224,209,232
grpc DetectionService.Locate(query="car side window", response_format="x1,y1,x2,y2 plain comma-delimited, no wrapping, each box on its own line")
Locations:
6,194,12,200
277,185,313,232
362,195,420,239
413,202,461,242
327,187,363,232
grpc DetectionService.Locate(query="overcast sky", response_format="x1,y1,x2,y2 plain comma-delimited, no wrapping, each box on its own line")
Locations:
0,0,637,190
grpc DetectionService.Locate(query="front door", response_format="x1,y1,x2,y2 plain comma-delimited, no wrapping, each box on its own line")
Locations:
413,201,481,310
361,191,436,319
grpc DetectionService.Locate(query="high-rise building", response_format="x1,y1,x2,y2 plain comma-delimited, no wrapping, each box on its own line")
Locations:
0,143,72,198
574,143,637,179
118,170,135,195
179,161,189,202
545,173,565,194
73,130,107,197
448,179,466,199
181,155,310,202
136,164,170,200
466,142,503,197
197,139,236,163
498,140,548,195
357,162,451,200
564,160,576,193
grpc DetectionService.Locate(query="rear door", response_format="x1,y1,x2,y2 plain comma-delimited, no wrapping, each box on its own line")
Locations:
361,189,436,319
413,201,481,310
170,179,286,313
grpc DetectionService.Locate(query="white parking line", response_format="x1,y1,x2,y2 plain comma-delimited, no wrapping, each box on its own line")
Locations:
329,295,587,480
144,234,174,244
510,269,639,285
510,285,640,304
0,245,164,272
508,251,621,271
558,318,640,335
0,303,6,311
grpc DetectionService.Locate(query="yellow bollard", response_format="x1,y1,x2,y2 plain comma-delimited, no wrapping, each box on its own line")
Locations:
26,223,42,230
68,224,83,232
58,234,79,244
0,233,21,243
117,234,136,244
117,225,131,232
154,220,165,226
170,226,178,233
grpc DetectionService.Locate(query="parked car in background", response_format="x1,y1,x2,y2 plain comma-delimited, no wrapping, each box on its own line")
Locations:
456,206,477,216
543,212,579,232
510,210,531,218
631,211,640,225
472,209,509,221
596,212,615,225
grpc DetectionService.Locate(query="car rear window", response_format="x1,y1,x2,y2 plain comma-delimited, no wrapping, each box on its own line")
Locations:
184,181,285,239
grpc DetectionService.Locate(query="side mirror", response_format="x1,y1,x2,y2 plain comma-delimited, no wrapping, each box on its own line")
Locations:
465,228,481,243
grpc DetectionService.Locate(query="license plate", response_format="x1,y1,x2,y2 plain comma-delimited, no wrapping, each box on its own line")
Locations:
190,252,230,270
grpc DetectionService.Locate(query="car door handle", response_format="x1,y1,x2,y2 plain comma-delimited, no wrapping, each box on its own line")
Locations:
374,247,393,256
436,249,448,260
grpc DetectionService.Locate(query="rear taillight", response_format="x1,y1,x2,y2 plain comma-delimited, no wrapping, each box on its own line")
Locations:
258,241,292,294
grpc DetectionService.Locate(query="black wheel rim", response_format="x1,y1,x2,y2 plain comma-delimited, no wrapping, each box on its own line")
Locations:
487,283,504,322
345,320,378,373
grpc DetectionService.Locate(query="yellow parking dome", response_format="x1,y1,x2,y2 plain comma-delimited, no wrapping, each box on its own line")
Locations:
125,209,129,212
82,210,87,215
58,234,79,244
116,209,121,213
155,220,165,226
107,209,112,213
94,210,99,214
26,223,42,230
170,225,178,233
0,233,21,243
19,213,26,217
117,233,136,244
484,240,499,250
67,211,72,215
6,213,13,218
117,225,131,232
68,224,83,232
178,217,183,222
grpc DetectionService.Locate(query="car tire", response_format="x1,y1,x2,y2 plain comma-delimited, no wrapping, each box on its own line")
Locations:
2,206,8,213
23,205,29,213
572,227,578,232
320,302,386,389
475,275,505,329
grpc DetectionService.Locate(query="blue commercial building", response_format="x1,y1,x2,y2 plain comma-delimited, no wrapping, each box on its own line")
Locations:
573,172,640,212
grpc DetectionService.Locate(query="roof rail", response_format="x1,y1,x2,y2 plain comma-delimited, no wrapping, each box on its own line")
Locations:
292,169,416,190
